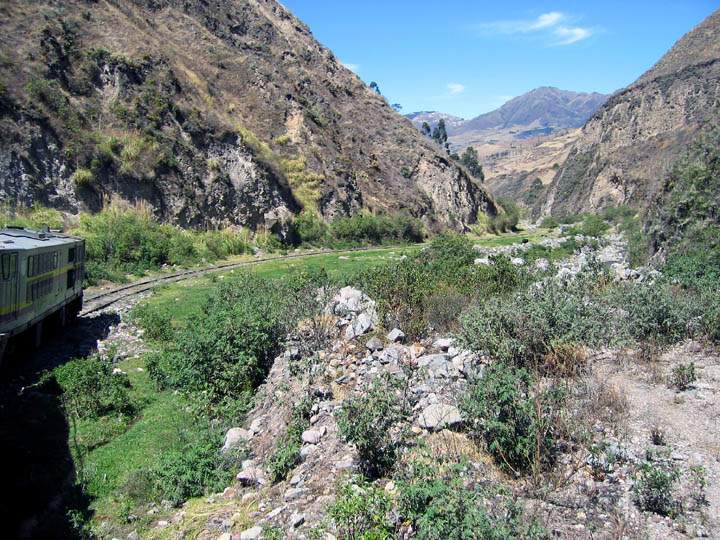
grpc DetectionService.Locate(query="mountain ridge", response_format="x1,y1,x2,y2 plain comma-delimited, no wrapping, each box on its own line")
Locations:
0,0,496,233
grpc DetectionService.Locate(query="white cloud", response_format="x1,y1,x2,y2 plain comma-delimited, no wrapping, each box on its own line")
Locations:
475,11,593,46
552,26,592,45
341,62,360,74
447,82,466,95
529,12,565,31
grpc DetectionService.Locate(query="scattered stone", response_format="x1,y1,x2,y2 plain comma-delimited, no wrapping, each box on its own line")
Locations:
535,258,550,271
511,257,525,266
236,466,267,487
249,417,263,434
290,512,305,528
474,257,491,265
300,444,317,461
432,337,453,351
418,404,462,430
365,337,384,351
345,312,375,339
217,534,232,540
387,328,405,343
284,487,308,502
240,526,262,540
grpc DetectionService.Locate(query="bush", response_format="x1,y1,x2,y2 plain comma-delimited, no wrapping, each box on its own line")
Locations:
670,362,697,391
147,274,290,404
489,198,520,233
396,459,544,539
633,461,680,516
149,428,238,504
52,356,133,420
460,363,565,474
132,301,175,341
294,210,328,245
540,216,558,229
329,213,424,246
613,282,698,344
459,269,615,369
328,478,394,539
336,376,410,478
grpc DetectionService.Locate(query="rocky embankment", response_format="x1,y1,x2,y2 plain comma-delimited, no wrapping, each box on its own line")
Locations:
96,237,718,540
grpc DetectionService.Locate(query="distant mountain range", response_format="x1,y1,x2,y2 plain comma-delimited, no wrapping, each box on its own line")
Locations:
406,87,608,144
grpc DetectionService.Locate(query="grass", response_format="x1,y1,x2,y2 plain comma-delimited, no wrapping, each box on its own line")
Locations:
137,245,421,329
78,355,195,526
468,227,556,248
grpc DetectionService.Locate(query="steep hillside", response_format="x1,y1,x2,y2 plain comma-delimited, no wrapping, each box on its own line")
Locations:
543,9,720,216
0,0,496,232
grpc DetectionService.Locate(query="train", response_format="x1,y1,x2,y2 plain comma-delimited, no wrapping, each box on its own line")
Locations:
0,226,85,365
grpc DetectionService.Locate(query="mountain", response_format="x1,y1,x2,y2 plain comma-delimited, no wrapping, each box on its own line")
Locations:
453,87,608,138
405,111,465,131
542,9,720,216
0,0,496,232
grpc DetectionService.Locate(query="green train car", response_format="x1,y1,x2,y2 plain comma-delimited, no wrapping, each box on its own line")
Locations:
0,227,84,364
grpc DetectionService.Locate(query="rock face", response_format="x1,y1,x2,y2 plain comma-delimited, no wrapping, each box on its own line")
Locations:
0,0,496,230
542,9,720,216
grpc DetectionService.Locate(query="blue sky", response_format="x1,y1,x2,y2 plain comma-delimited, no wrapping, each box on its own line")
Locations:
281,1,719,118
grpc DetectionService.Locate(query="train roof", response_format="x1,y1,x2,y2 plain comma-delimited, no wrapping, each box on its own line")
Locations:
0,227,82,250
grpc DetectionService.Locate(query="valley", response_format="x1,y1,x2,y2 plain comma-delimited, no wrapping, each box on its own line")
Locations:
1,1,720,539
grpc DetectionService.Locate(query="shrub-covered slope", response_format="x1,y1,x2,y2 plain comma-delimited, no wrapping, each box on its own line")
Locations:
0,0,496,231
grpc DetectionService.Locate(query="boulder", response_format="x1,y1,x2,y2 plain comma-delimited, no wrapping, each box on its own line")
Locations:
365,337,384,351
418,404,462,430
345,312,375,339
236,466,267,487
301,427,326,444
387,328,405,343
221,427,251,454
474,257,491,265
511,257,525,266
432,337,453,351
535,258,550,272
240,526,262,540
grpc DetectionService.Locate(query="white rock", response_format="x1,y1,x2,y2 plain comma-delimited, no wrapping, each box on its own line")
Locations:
433,338,453,351
511,257,525,266
299,444,317,461
418,404,462,430
301,427,325,444
240,526,262,540
535,258,550,271
387,328,405,343
221,427,251,454
474,257,491,265
236,466,267,487
249,417,263,434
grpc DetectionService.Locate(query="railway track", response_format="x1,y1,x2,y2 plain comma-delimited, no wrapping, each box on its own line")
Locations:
80,245,411,316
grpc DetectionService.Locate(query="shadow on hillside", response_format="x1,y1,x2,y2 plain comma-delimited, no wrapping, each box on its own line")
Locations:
0,312,119,538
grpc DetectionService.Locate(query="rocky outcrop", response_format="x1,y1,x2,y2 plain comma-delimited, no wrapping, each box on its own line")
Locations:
543,9,720,217
0,0,497,230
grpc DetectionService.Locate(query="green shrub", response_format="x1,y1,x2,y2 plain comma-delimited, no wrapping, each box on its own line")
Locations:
294,210,328,245
132,301,175,341
612,282,698,344
540,216,558,229
329,213,424,246
337,376,409,478
459,269,615,368
52,356,133,420
670,362,697,391
1,204,65,229
489,198,520,233
71,167,94,186
460,363,564,474
396,459,544,539
149,428,238,504
633,461,680,516
147,274,290,404
328,478,394,539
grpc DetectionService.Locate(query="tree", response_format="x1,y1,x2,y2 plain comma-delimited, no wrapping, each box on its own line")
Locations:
431,119,448,153
391,103,403,112
460,146,484,181
369,81,381,95
421,122,431,137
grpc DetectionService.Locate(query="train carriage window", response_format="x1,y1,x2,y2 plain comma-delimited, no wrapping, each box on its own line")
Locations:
68,247,76,263
1,253,15,280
